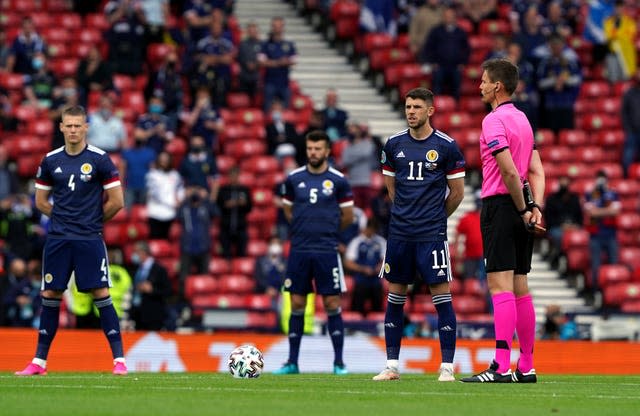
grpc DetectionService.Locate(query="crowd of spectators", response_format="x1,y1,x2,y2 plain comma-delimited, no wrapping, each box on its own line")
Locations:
0,0,639,332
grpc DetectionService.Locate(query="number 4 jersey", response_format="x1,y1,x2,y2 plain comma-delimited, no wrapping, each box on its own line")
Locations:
35,145,121,239
381,128,465,242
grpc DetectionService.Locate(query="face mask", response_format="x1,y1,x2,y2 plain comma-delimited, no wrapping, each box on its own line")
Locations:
191,146,204,153
62,88,76,98
135,139,145,147
100,109,111,119
190,193,201,203
131,253,141,265
596,177,607,187
272,111,282,122
149,103,163,114
32,58,44,70
268,243,283,257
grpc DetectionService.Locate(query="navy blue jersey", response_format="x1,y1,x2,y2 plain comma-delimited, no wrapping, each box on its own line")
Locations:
381,129,465,242
35,145,121,238
282,166,353,253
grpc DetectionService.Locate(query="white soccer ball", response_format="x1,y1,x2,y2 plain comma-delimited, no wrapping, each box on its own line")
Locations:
228,345,264,379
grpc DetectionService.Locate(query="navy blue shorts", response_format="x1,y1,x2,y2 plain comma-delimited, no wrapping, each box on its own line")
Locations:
382,239,452,286
284,250,345,296
42,238,110,292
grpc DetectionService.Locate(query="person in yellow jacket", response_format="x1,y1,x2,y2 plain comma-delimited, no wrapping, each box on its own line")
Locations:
604,0,637,81
69,248,132,328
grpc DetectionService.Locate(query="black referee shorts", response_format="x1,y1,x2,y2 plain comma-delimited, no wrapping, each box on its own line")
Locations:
480,194,533,274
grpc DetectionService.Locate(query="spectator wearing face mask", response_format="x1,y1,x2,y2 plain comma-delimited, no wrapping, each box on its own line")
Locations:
6,16,47,75
134,96,174,155
254,236,287,307
266,100,301,161
121,135,157,209
87,93,127,152
177,185,217,300
179,135,220,202
543,176,583,268
22,52,58,111
584,170,620,301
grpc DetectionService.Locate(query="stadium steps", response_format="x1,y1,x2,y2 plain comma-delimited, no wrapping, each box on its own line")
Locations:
233,0,406,139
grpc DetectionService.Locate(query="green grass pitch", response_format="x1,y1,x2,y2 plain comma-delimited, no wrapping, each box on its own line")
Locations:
1,373,639,416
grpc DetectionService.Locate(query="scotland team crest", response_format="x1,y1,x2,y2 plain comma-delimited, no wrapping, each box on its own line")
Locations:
80,163,93,182
425,149,439,170
322,180,334,196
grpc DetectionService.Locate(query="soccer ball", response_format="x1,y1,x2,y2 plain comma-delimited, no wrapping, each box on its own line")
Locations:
228,345,264,378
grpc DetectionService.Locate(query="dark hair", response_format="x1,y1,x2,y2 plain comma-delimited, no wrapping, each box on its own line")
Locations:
405,87,434,105
481,58,519,95
305,129,331,148
62,105,87,118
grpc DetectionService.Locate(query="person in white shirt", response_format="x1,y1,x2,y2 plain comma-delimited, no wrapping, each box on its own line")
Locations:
145,151,184,239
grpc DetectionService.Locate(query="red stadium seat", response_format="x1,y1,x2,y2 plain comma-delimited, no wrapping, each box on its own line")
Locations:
370,47,414,73
619,247,640,276
148,239,176,258
242,155,279,174
463,279,486,296
122,222,149,241
561,228,590,252
17,154,41,178
231,257,256,276
575,146,604,164
459,96,486,114
558,129,590,146
49,58,79,77
565,247,590,274
251,188,274,207
217,274,255,293
0,72,25,90
53,13,82,30
435,112,473,130
598,264,632,288
453,295,486,314
208,257,231,276
103,223,124,247
411,294,436,314
603,282,640,307
47,42,69,59
120,91,146,115
601,96,621,115
245,294,273,310
579,80,611,98
534,128,556,146
246,240,269,258
225,140,267,159
434,95,457,113
75,28,103,44
42,27,70,43
478,19,510,36
215,154,236,174
234,108,264,126
146,43,176,69
191,293,246,309
576,114,619,131
84,13,110,31
113,74,135,91
226,92,251,109
184,275,218,301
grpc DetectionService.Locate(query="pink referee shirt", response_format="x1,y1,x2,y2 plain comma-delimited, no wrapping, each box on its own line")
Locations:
479,102,535,198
